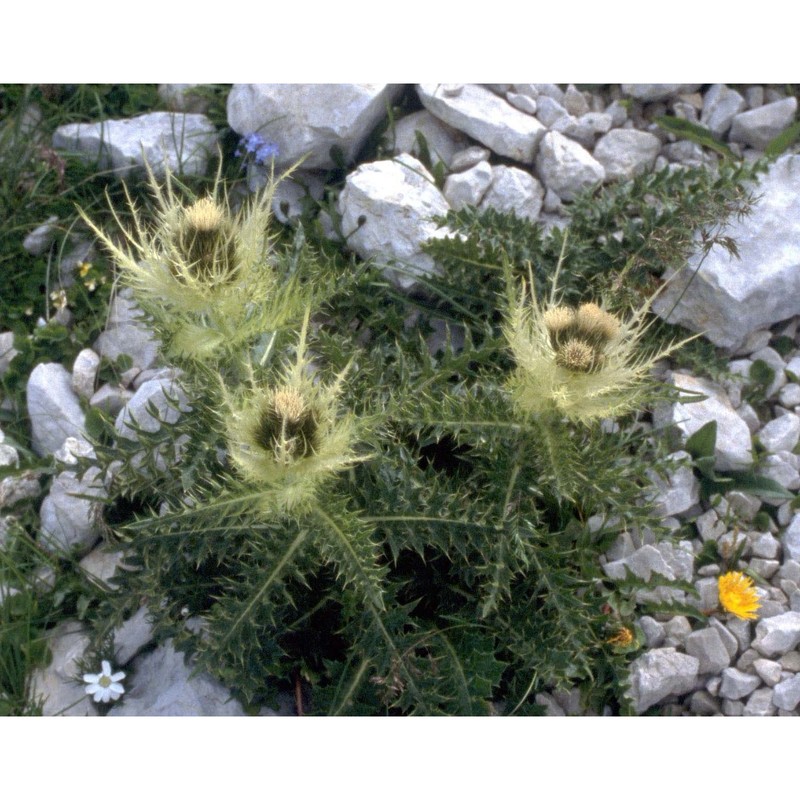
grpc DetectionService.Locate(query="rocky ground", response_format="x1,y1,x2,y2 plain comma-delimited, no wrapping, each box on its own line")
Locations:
4,83,800,715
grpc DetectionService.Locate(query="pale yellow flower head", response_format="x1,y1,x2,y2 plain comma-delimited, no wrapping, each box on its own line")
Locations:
221,311,367,513
504,263,686,424
718,571,761,620
79,159,308,362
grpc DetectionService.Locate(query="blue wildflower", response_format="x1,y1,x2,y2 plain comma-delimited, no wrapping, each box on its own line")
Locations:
236,133,279,166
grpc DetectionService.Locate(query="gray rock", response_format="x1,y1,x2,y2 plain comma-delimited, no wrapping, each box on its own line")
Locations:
778,382,800,408
449,146,492,172
695,508,726,542
39,466,105,555
157,84,210,114
443,161,493,210
780,650,800,671
753,611,800,657
700,84,746,137
726,617,754,653
685,627,734,674
653,155,800,350
0,332,18,377
757,451,800,493
750,558,780,580
784,516,800,561
0,443,18,469
744,687,776,715
653,372,753,471
563,85,589,117
29,621,98,716
602,543,675,582
113,606,155,666
621,84,702,102
26,363,86,457
78,544,125,589
115,376,191,441
535,131,605,202
759,413,800,453
689,576,723,613
656,540,694,581
107,640,246,716
417,83,545,163
390,110,469,169
268,170,326,224
227,84,401,171
719,666,761,700
71,348,100,400
727,491,762,522
478,165,544,221
535,96,570,127
53,112,218,179
639,616,665,648
505,91,537,115
534,691,565,716
626,648,700,713
773,674,800,710
0,471,41,510
94,289,159,373
753,658,784,687
751,532,780,560
690,690,721,715
593,129,661,181
337,154,451,291
751,346,788,397
646,450,700,517
729,97,798,150
663,616,693,648
89,384,134,416
23,215,59,255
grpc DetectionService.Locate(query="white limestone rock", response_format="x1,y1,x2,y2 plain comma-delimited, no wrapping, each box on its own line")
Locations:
390,110,469,169
645,450,700,517
107,639,247,716
417,83,545,164
450,146,492,172
443,161,493,210
653,372,753,471
337,154,451,290
71,348,100,400
94,289,159,373
655,155,800,349
773,674,800,710
758,414,800,453
593,128,661,181
729,97,798,151
227,84,401,171
23,215,59,255
115,376,191,441
113,605,155,666
753,611,800,657
784,515,800,561
52,112,218,179
626,648,700,713
29,621,98,716
743,687,776,716
0,332,18,377
26,363,86,457
685,627,733,674
39,466,105,555
535,131,605,202
551,112,613,149
700,84,746,138
621,84,702,102
478,165,544,221
720,667,761,700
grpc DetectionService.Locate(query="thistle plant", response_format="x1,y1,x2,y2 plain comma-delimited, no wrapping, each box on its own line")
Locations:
221,310,368,514
79,159,314,364
504,243,689,426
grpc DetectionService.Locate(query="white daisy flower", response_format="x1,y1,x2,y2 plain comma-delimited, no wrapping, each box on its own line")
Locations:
83,660,126,703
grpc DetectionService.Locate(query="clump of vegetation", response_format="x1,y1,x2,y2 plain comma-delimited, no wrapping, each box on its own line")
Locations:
0,84,767,715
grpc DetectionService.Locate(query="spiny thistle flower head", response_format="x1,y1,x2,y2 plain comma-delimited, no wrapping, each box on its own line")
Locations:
222,310,367,513
504,262,687,424
79,158,307,362
718,571,761,620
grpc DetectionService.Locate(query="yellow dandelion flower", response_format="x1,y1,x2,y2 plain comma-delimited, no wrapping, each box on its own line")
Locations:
221,310,368,513
606,626,634,647
504,259,689,424
718,571,761,620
